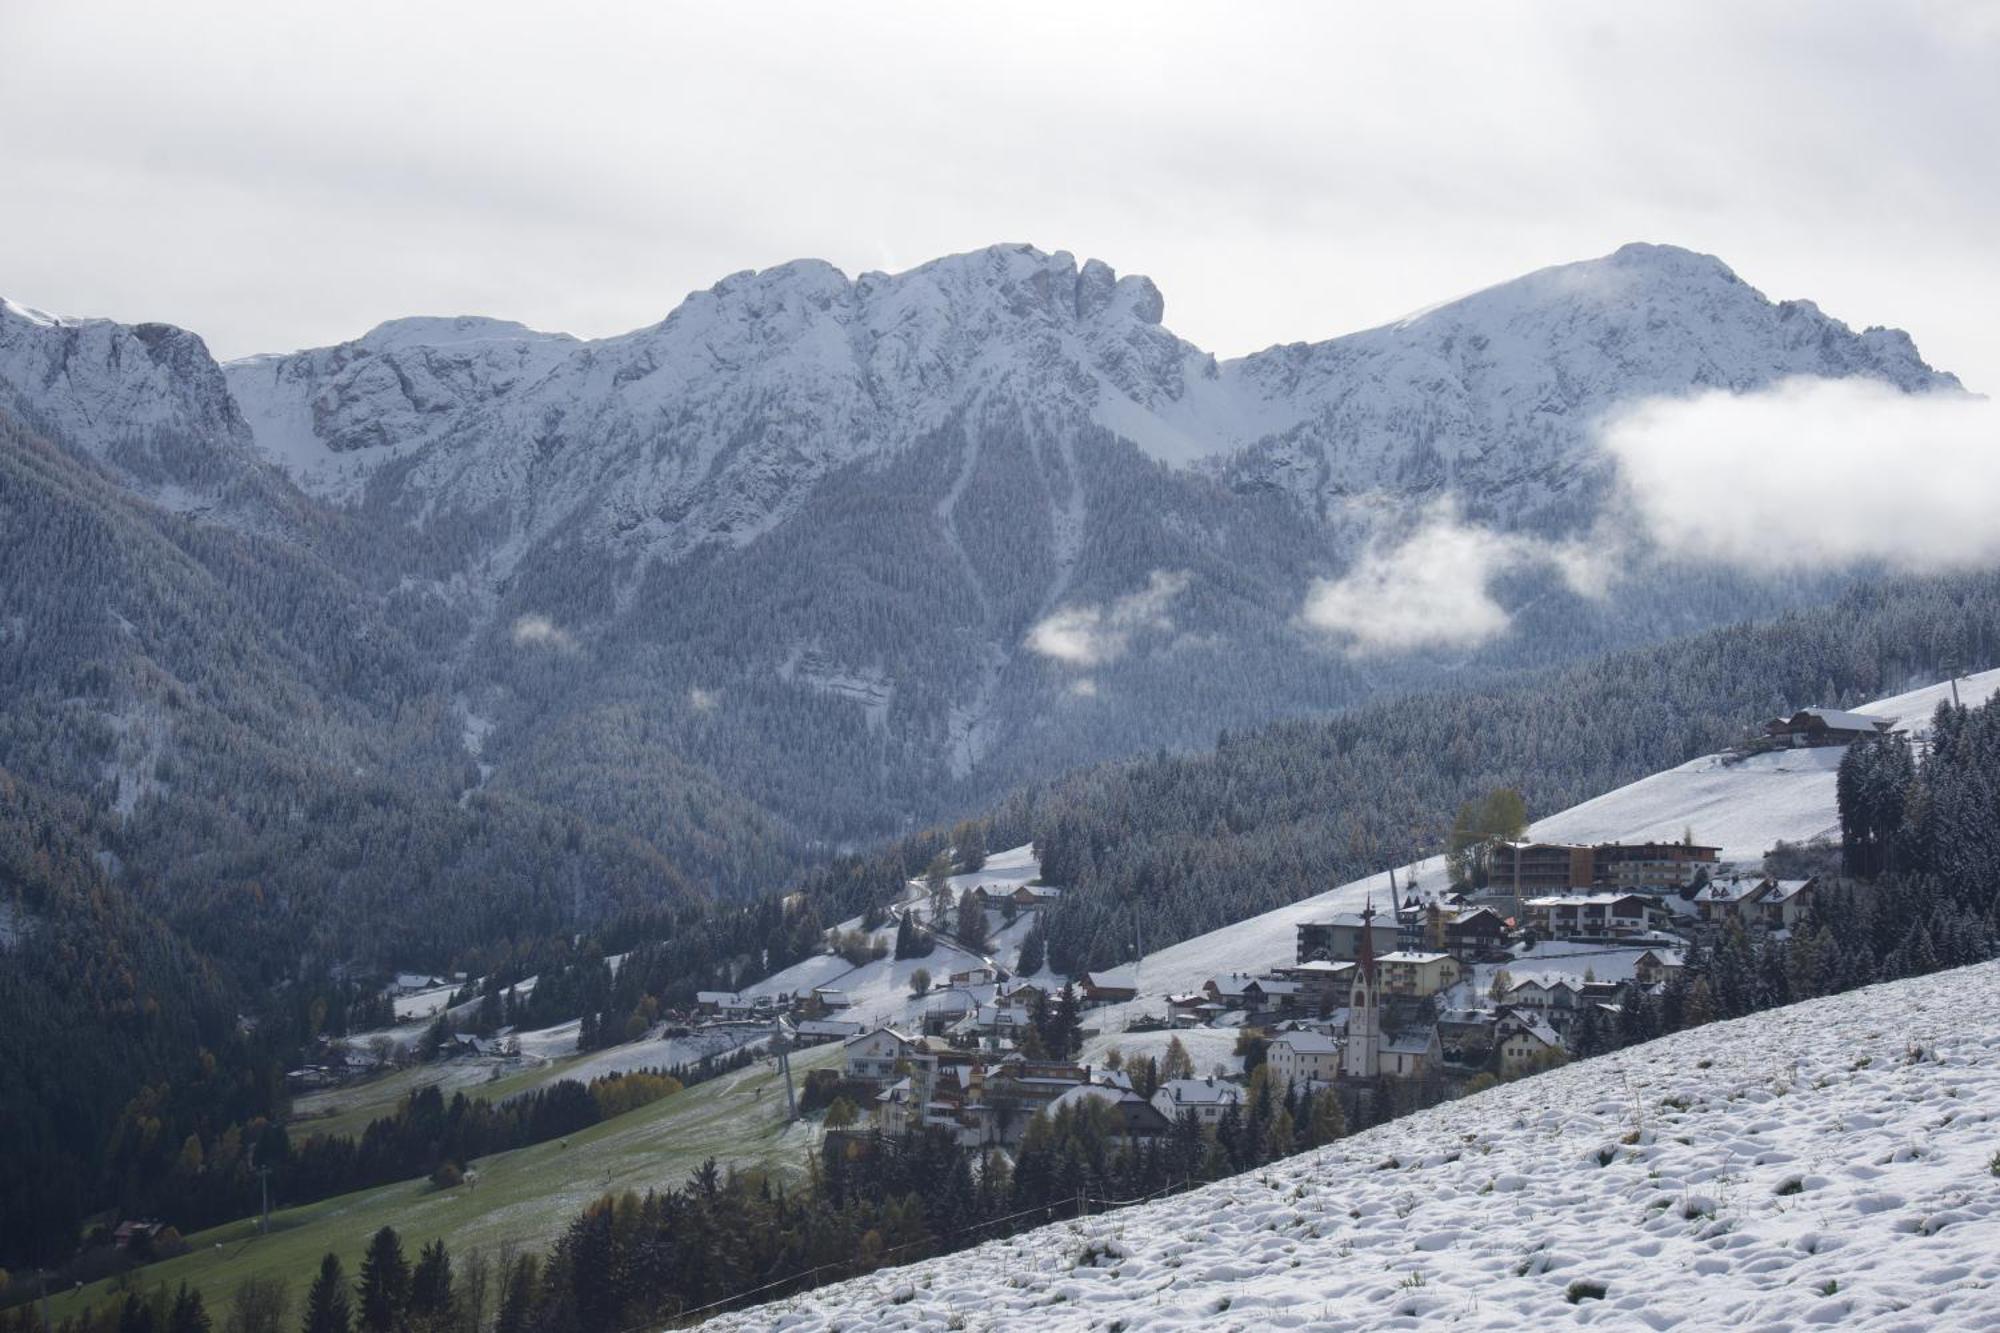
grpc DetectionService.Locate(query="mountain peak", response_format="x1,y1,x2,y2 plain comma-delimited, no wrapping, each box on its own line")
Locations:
356,315,575,354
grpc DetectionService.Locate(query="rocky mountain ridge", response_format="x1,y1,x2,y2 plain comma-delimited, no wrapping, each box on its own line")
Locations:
0,242,1962,853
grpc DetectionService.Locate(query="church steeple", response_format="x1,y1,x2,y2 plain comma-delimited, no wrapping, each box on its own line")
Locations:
1343,895,1381,1079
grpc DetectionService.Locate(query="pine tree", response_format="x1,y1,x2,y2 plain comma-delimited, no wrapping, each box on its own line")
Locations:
301,1255,352,1333
168,1286,210,1333
956,888,990,952
357,1226,410,1333
1016,920,1045,975
407,1241,454,1333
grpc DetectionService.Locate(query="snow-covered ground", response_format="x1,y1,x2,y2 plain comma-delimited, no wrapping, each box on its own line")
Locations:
717,959,2000,1331
744,843,1049,1033
1088,668,2000,1027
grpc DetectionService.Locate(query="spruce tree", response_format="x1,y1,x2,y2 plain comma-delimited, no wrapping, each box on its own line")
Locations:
407,1241,454,1333
357,1226,410,1333
301,1255,352,1333
1016,920,1045,976
168,1286,210,1333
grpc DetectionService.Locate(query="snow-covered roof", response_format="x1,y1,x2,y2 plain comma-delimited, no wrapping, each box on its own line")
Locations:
1524,893,1652,908
1382,1028,1439,1055
1783,707,1892,732
1083,967,1137,990
1765,879,1816,903
1507,1018,1562,1048
1155,1077,1243,1106
843,1025,915,1048
1269,1031,1340,1056
1378,951,1453,965
795,1019,862,1037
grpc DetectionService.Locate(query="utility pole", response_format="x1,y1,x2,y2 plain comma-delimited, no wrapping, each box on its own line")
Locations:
774,1028,798,1120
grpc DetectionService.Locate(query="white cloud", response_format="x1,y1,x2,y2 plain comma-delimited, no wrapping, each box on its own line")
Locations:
1600,377,2000,571
1301,503,1602,655
1027,570,1191,666
510,613,573,649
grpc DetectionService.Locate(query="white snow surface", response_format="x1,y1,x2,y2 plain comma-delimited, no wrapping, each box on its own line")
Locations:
716,960,2000,1331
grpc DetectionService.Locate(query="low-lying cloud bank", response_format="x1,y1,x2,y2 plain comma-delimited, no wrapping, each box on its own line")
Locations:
1301,502,1597,655
1601,376,1999,571
1027,569,1191,666
1301,376,1994,656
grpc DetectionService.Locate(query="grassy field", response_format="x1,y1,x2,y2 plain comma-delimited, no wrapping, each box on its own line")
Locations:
53,1043,839,1323
287,1057,565,1144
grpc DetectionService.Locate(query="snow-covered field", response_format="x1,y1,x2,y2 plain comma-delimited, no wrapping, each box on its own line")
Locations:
1089,668,2000,1025
744,843,1048,1033
717,960,2000,1331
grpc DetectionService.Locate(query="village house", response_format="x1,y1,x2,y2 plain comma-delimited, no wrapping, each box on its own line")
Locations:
1697,877,1772,927
1272,959,1356,1012
1046,1083,1173,1143
1266,1030,1341,1089
1592,841,1722,894
1759,879,1817,932
1296,914,1401,964
1150,1076,1245,1126
949,965,999,987
1010,884,1063,910
1764,706,1894,747
1523,892,1668,941
791,1017,863,1046
1489,842,1596,897
843,1026,921,1084
1502,977,1581,1028
1442,906,1510,960
1375,951,1461,998
1167,992,1226,1027
1079,967,1138,1005
1633,949,1685,989
1497,1013,1566,1075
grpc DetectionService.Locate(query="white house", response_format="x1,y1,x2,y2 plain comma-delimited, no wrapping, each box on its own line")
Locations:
1498,1015,1565,1074
1150,1077,1243,1126
843,1027,919,1084
1266,1031,1341,1089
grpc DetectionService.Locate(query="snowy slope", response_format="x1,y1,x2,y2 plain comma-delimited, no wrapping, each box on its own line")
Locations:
716,960,2000,1331
743,844,1048,1033
1092,668,2000,1019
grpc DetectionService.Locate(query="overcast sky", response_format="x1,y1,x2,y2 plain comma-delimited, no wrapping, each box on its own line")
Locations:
3,2,1995,386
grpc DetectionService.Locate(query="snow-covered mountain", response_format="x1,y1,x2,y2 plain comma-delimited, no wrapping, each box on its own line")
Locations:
222,246,1216,569
0,242,1967,847
0,296,264,509
713,958,2000,1331
212,241,1956,575
1210,242,1956,524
